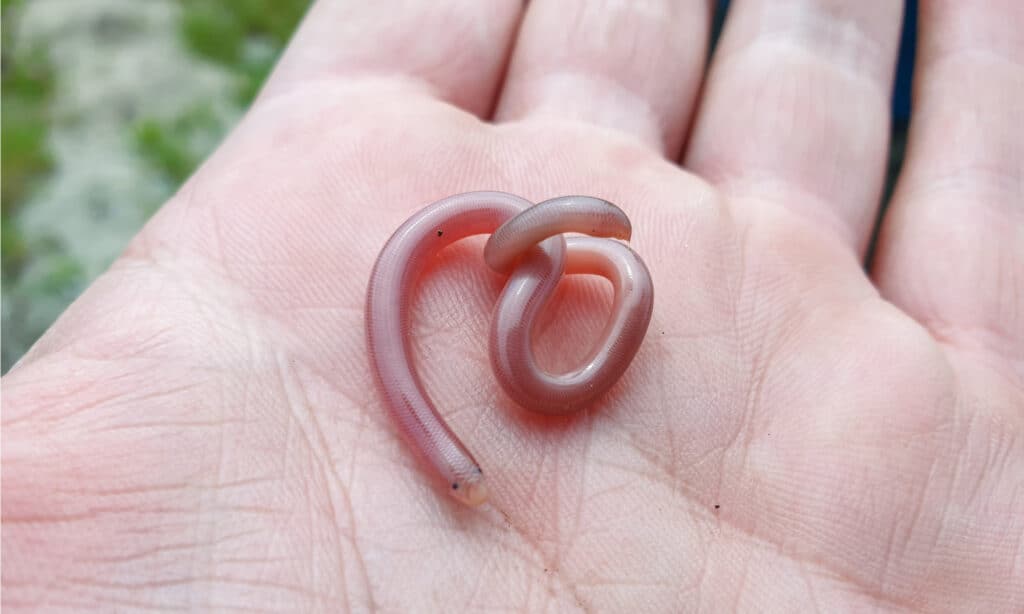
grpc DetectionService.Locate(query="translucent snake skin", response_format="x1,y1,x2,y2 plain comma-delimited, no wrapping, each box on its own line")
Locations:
365,192,654,506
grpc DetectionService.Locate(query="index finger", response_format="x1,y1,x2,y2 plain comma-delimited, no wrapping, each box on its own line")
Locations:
260,0,524,117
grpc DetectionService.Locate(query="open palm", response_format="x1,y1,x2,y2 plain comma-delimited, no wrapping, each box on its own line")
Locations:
4,2,1022,611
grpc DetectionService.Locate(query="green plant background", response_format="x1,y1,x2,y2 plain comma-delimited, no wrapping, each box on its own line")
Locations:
1,0,313,372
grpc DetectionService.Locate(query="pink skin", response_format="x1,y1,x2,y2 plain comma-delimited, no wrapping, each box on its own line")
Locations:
365,191,653,506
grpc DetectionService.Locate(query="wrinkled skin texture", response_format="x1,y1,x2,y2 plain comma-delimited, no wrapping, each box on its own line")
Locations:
3,1,1023,612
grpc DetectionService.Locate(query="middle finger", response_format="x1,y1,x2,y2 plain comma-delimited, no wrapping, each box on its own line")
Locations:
495,0,714,158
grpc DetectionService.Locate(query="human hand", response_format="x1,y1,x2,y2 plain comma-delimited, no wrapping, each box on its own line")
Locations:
4,1,1021,611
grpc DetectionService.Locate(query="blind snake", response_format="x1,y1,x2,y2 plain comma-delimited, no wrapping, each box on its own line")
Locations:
365,192,654,506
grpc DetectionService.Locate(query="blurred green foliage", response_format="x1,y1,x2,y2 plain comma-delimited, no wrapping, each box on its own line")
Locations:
134,103,221,185
2,0,312,371
1,0,55,274
132,0,311,187
2,48,54,213
182,0,308,103
180,0,310,103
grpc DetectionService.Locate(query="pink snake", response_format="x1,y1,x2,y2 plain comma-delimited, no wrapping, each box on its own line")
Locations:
366,192,654,506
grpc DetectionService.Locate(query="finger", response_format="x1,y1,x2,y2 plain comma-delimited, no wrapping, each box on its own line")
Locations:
261,0,524,116
495,0,713,157
685,0,903,252
872,1,1024,379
